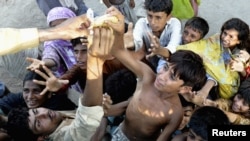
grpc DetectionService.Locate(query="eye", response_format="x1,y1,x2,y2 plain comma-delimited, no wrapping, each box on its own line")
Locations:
163,63,169,71
23,89,29,93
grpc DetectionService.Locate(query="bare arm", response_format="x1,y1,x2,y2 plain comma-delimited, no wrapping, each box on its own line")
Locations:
0,14,90,56
38,14,90,42
107,6,152,79
157,112,182,141
82,27,114,106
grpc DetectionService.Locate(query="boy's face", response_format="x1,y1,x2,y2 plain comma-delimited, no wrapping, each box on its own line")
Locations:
178,106,194,130
182,26,203,45
187,129,206,141
146,10,170,33
28,108,63,135
74,44,88,70
220,29,240,48
23,81,49,109
232,94,250,113
155,63,185,93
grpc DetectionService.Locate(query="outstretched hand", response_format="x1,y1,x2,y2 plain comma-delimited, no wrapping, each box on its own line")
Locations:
33,65,69,95
53,14,91,40
26,57,45,71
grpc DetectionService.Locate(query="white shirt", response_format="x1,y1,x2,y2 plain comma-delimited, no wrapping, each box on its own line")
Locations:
133,17,182,53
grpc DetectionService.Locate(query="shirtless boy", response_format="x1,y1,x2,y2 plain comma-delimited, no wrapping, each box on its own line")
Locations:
106,6,207,141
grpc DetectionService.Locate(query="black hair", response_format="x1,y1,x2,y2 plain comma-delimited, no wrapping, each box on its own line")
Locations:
5,107,39,141
104,69,137,104
168,50,207,91
184,16,209,38
178,94,195,109
189,106,230,140
70,37,83,47
144,0,173,15
23,69,46,91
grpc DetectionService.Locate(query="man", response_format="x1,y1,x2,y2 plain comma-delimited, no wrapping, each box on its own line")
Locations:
106,7,207,141
5,23,114,141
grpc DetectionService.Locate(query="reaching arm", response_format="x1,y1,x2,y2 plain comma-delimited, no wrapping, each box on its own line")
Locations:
106,6,151,79
0,14,90,56
82,26,114,106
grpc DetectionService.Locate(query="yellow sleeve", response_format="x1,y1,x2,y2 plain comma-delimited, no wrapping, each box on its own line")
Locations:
0,28,39,56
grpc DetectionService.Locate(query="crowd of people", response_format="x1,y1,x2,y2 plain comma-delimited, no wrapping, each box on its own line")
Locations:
0,0,250,141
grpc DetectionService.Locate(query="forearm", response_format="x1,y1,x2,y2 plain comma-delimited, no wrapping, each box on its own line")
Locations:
106,101,129,116
112,36,143,78
82,55,104,106
0,28,39,56
159,47,170,58
199,79,216,98
38,28,64,42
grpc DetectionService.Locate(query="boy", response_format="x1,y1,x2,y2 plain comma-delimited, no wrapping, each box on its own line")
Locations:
133,0,182,70
156,16,209,72
106,6,207,141
171,106,231,141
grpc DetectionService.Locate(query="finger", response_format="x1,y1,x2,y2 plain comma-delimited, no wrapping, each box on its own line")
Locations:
59,79,69,85
34,69,49,80
91,27,101,55
25,57,33,63
100,28,108,54
33,79,46,86
146,52,155,59
105,28,113,55
42,65,54,77
127,22,133,33
40,87,48,95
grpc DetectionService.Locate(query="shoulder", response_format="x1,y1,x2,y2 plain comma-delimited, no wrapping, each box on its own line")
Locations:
168,18,181,27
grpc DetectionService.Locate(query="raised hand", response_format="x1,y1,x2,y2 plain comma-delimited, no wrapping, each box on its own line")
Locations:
33,65,69,95
88,27,114,60
102,93,113,115
26,57,45,71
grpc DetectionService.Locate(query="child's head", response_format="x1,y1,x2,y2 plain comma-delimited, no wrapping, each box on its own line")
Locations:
144,0,173,15
232,77,250,116
22,69,51,109
144,0,173,33
187,106,230,141
6,107,39,141
182,17,209,44
220,18,249,49
178,94,195,130
71,37,88,69
47,7,76,27
105,69,137,104
165,50,206,93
